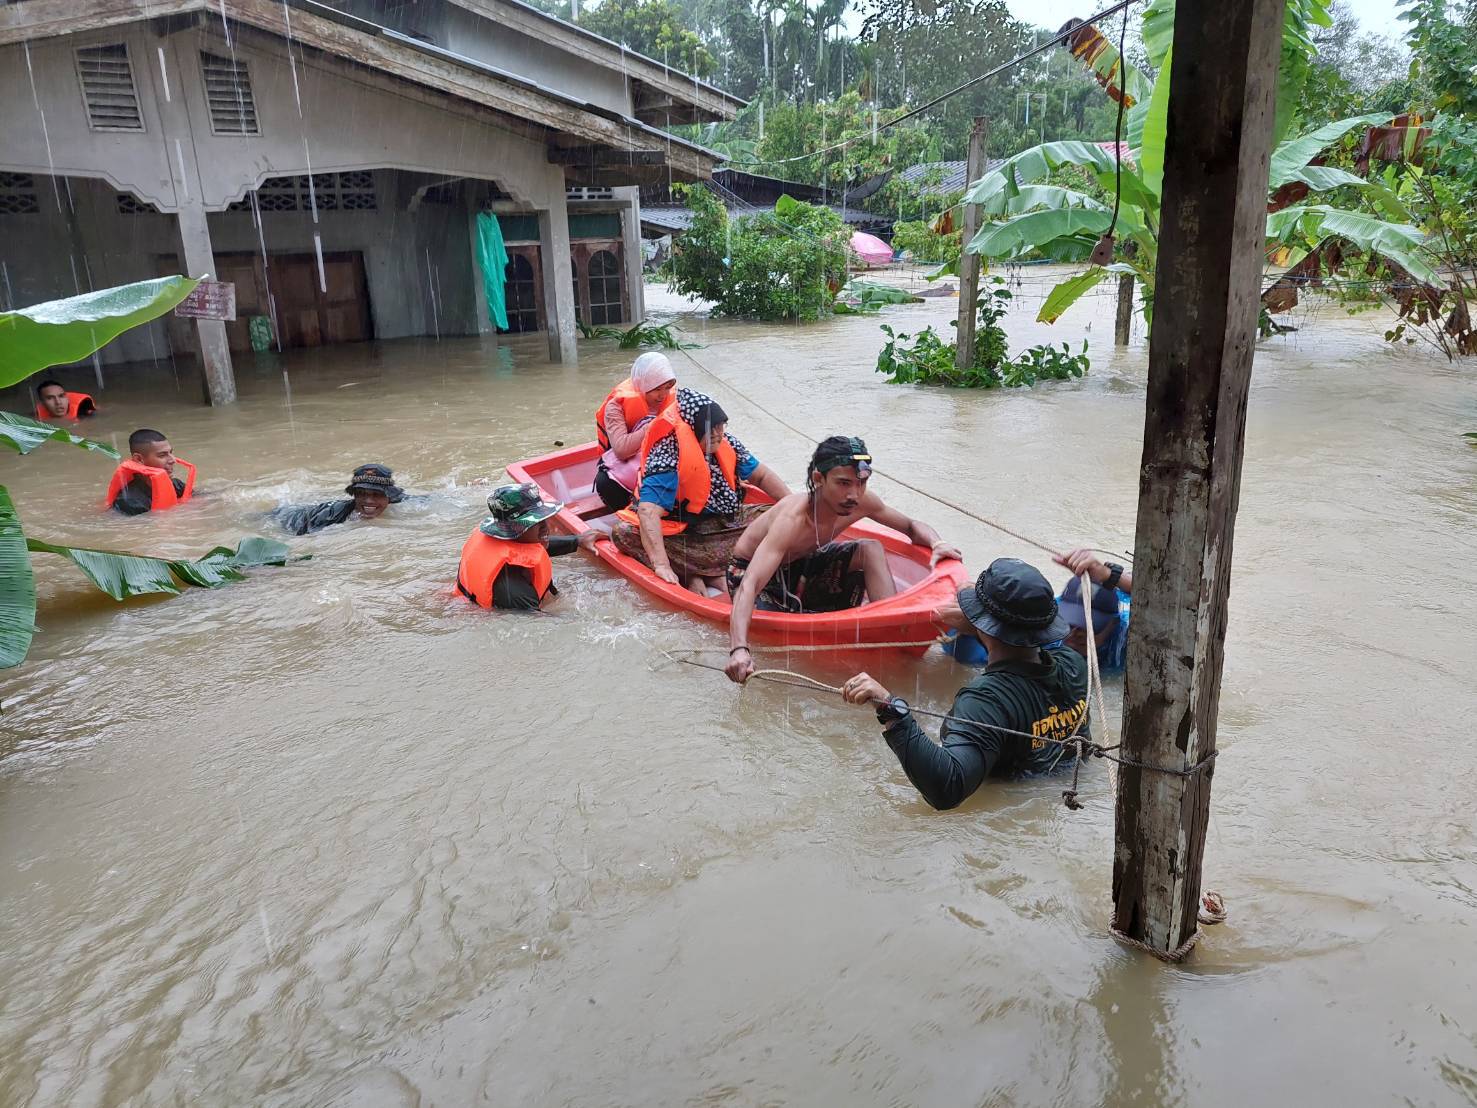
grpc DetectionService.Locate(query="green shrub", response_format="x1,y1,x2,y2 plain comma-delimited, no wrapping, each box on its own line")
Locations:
666,186,849,321
891,219,962,266
875,277,1090,389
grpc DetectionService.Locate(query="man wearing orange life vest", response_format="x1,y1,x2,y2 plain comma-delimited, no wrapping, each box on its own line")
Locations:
107,429,196,515
457,482,596,610
610,387,791,596
594,351,678,511
35,379,96,422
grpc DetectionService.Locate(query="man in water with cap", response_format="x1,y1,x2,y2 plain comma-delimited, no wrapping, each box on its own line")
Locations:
937,546,1131,670
840,559,1090,809
725,434,961,683
457,482,597,610
273,463,405,534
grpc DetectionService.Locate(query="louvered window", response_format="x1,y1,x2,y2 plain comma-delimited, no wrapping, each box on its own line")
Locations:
200,51,259,135
76,44,144,132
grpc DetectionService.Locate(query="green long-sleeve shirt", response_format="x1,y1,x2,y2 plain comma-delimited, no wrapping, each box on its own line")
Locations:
882,646,1090,809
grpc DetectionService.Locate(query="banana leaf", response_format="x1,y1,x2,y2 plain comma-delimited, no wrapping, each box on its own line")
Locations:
1140,0,1175,67
837,279,922,303
1268,113,1393,188
0,276,199,388
963,142,1121,206
1138,46,1173,201
1264,205,1444,286
0,487,35,669
22,535,293,601
983,184,1110,218
0,411,120,459
1140,0,1335,145
1036,268,1113,324
2,530,295,668
1060,17,1152,107
967,209,1112,259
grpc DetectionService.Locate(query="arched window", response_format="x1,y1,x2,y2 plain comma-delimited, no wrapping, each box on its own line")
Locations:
505,253,539,333
587,250,623,325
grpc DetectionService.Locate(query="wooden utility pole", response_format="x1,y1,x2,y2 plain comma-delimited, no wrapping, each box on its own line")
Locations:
954,116,989,373
1112,0,1286,959
1114,245,1136,346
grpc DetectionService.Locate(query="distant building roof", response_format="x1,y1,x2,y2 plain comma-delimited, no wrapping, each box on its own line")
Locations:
897,159,1006,196
1096,142,1136,163
640,201,888,237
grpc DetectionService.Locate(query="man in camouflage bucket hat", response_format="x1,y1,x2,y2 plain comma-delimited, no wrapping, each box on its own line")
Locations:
481,482,562,538
457,482,597,610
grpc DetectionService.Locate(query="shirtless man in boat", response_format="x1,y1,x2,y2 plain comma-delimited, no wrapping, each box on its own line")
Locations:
725,435,962,683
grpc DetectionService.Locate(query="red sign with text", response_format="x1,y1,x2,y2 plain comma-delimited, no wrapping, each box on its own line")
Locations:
174,280,237,321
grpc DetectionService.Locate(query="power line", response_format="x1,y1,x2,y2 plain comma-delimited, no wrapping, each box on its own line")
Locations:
723,0,1142,170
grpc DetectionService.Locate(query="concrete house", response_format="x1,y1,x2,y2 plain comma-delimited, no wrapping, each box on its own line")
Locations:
0,0,738,404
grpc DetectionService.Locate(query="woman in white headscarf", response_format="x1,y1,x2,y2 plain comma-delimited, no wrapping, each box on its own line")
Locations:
593,351,678,510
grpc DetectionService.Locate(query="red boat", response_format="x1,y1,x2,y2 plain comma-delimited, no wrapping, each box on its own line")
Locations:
506,442,966,651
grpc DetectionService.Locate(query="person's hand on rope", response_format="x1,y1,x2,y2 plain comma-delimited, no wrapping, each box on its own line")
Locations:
929,539,963,567
725,646,755,685
840,672,890,707
931,602,973,633
1054,548,1109,584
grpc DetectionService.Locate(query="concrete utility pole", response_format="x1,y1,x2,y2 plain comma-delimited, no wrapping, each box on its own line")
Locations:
954,116,988,374
1112,0,1286,959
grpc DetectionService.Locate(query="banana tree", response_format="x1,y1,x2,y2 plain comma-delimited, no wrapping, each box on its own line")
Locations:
1,280,292,669
959,0,1436,327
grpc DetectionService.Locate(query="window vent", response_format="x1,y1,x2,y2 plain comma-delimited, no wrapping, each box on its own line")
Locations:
116,193,154,215
566,186,615,201
76,44,144,132
201,51,259,135
226,172,377,213
0,172,41,215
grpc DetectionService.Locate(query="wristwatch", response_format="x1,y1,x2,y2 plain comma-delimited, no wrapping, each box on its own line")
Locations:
876,696,910,724
1102,563,1125,590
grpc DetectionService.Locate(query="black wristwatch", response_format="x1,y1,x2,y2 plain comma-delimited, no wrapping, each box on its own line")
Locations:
876,696,910,724
1102,563,1125,591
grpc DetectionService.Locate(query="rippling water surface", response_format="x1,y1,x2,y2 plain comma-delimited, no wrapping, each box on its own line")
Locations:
2,275,1475,1106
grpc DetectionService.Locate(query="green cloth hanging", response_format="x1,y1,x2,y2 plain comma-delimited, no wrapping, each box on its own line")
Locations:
474,210,511,331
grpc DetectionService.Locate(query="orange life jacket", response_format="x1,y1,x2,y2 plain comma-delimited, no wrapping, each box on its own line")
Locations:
457,529,554,608
615,409,738,536
104,458,196,511
36,391,95,421
595,379,652,452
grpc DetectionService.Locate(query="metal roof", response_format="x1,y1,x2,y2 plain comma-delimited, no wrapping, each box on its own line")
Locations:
640,203,889,235
896,159,1007,195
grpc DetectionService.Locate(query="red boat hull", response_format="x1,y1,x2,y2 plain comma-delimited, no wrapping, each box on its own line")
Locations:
507,442,965,652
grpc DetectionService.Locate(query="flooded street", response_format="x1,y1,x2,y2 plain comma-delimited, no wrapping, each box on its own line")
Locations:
3,275,1476,1106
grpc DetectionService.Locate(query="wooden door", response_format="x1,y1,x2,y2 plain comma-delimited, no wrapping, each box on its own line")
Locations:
272,252,372,348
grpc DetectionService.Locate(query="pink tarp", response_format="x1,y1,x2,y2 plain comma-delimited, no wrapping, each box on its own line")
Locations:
849,231,894,266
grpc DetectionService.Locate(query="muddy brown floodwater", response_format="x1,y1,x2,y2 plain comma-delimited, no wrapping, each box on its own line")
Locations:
2,271,1476,1106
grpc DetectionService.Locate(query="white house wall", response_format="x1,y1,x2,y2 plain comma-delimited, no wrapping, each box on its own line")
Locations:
1,24,562,211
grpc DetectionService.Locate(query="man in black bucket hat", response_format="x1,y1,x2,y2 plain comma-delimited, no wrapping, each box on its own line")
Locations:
841,558,1090,809
272,463,407,535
